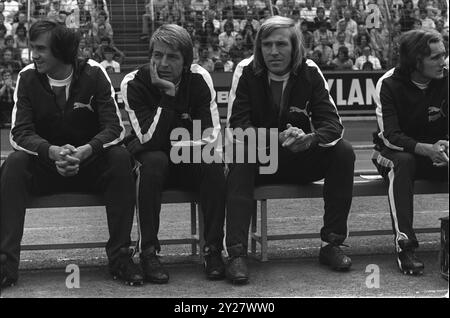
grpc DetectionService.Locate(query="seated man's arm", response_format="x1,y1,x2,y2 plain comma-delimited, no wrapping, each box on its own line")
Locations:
87,63,125,155
10,71,54,160
307,61,344,148
121,67,176,150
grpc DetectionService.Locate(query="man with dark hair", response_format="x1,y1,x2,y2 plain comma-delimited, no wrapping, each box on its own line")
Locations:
373,29,448,275
0,20,143,288
225,16,355,285
120,24,226,284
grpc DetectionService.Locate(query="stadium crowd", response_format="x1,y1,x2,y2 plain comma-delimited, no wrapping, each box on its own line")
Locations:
0,0,449,126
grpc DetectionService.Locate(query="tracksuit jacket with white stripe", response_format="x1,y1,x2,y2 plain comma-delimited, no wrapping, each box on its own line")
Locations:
121,64,220,155
227,57,343,147
10,59,125,160
375,67,449,152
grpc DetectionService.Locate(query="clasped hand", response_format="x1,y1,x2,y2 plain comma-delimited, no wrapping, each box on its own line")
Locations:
49,144,92,177
279,124,314,153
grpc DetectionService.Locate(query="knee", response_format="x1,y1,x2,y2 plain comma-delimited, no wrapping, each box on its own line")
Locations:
390,151,416,171
105,146,133,171
1,151,32,177
138,151,169,179
332,139,355,164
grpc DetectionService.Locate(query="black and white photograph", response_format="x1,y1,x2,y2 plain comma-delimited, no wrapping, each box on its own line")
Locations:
0,0,448,302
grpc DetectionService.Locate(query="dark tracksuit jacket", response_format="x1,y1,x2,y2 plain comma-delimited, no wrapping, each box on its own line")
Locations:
373,67,449,248
1,59,134,269
120,63,225,251
225,56,354,249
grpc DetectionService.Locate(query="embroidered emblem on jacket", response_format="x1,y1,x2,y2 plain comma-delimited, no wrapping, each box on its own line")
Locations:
74,96,94,112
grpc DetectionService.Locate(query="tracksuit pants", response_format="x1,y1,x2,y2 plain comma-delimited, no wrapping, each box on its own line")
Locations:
135,150,226,253
226,139,355,254
373,148,448,251
0,146,136,272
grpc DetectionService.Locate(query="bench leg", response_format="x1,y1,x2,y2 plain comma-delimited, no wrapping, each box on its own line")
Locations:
198,204,205,264
190,202,197,256
251,200,257,256
260,199,268,262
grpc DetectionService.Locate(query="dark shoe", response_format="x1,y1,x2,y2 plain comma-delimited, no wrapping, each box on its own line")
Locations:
397,240,424,275
140,247,169,284
0,254,18,288
225,256,249,284
319,244,352,271
109,248,144,286
204,246,225,280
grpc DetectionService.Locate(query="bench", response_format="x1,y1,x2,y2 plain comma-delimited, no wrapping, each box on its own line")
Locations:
22,190,205,257
250,173,449,261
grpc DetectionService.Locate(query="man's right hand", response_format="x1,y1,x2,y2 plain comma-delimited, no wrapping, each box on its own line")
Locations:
149,60,176,96
415,140,449,167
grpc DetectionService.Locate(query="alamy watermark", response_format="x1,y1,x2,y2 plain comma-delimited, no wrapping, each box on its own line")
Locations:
65,264,80,289
169,120,279,174
365,264,380,289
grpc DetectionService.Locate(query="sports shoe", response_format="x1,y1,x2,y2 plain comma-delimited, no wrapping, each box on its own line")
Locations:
397,239,424,275
109,248,144,286
319,244,352,271
140,247,169,284
204,246,225,280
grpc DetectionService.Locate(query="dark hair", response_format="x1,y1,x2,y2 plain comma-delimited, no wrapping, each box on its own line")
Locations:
337,45,349,59
15,24,27,35
29,19,80,65
399,29,443,75
100,36,111,44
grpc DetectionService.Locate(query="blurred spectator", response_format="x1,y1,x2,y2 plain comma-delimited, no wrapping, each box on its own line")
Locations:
0,47,22,75
80,46,94,59
0,24,7,51
313,6,331,31
259,7,271,25
220,9,240,33
412,18,422,29
190,0,209,13
200,20,219,47
335,19,354,45
241,22,256,49
203,9,220,33
240,8,260,32
0,68,15,127
100,46,121,73
300,20,314,55
229,33,246,65
353,45,382,70
313,21,333,47
330,45,354,70
11,12,29,34
419,8,435,30
47,0,61,21
94,36,124,64
60,0,78,13
300,0,317,30
0,10,13,36
352,22,370,45
399,0,416,30
219,20,237,53
332,31,354,58
3,0,19,24
214,50,234,72
2,34,21,60
337,9,357,39
313,37,334,67
13,24,27,49
353,33,372,58
207,37,221,61
194,45,215,72
184,20,198,41
92,10,113,46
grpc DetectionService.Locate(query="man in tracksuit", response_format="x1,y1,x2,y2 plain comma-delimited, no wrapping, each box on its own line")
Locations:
373,29,448,275
226,16,355,284
0,20,143,288
120,24,226,284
